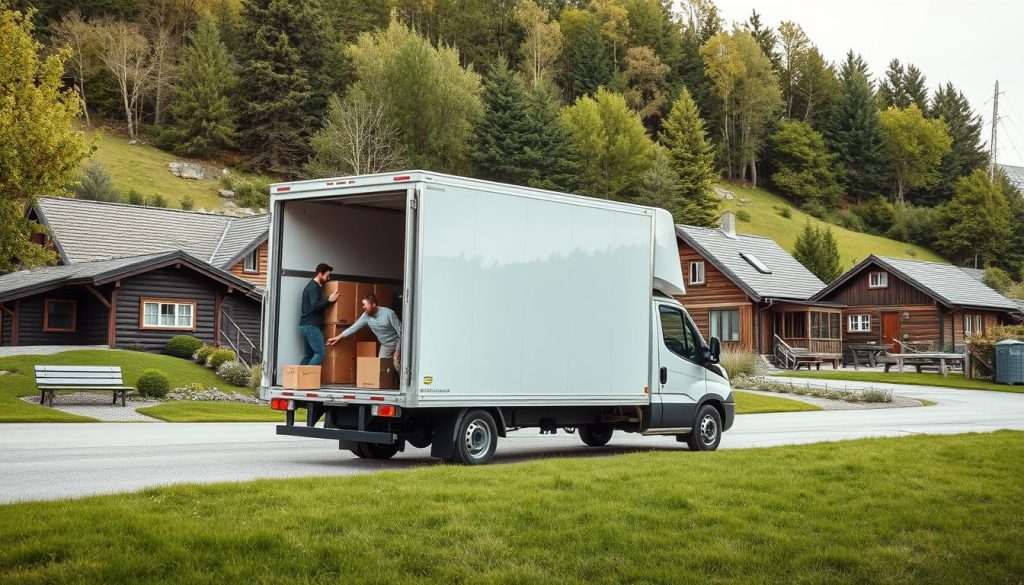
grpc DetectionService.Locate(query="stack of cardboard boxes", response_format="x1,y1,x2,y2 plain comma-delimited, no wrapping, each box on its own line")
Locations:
282,280,399,391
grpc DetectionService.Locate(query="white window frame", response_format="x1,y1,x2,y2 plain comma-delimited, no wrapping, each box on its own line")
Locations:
964,314,984,336
868,272,888,289
848,314,871,332
689,261,705,285
243,248,259,274
140,299,197,331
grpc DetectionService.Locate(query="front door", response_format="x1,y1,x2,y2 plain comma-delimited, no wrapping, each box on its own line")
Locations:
653,304,707,429
882,312,901,352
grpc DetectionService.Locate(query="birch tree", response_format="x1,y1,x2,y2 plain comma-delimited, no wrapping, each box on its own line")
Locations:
305,89,405,177
514,0,561,90
97,19,154,142
50,10,97,128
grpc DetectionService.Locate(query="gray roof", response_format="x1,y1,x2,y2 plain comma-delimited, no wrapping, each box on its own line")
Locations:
676,225,826,301
1001,164,1024,191
0,251,261,302
35,197,268,269
815,255,1019,311
960,267,986,282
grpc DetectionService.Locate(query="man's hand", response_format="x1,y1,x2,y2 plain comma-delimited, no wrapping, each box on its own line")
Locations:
328,292,340,302
394,349,401,361
326,335,340,346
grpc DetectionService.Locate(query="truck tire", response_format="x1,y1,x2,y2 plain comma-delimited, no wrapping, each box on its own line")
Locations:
579,425,613,447
448,410,498,465
685,405,722,451
352,442,400,460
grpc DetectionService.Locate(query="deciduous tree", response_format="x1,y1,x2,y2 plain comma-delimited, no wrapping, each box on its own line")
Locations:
305,89,405,177
50,9,98,128
96,19,153,142
937,169,1010,265
878,104,952,204
769,120,842,207
515,0,562,90
621,45,669,128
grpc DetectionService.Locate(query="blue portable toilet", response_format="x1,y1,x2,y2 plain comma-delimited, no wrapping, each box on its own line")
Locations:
995,339,1024,385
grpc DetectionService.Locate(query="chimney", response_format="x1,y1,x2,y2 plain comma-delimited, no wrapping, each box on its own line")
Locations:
720,211,737,238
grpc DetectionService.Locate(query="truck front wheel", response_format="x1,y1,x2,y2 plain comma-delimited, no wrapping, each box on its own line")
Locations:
579,425,613,447
448,410,498,465
685,405,722,451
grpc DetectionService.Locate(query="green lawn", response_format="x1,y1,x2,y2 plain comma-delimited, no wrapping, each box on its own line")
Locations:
720,182,945,268
733,389,819,413
777,370,1024,394
1,432,1021,583
137,401,284,422
0,350,250,423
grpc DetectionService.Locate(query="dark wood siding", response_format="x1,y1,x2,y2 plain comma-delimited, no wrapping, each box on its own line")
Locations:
221,293,262,350
115,266,221,352
840,305,942,346
0,306,11,345
15,287,109,346
825,267,933,306
675,239,756,351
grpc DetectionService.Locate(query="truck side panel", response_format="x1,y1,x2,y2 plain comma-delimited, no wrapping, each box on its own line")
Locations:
413,184,653,406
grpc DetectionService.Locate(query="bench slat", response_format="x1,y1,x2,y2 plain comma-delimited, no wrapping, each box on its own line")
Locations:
39,385,132,390
36,371,125,379
34,365,121,372
37,378,125,386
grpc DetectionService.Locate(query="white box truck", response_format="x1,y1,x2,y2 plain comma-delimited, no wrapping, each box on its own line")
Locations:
262,171,733,464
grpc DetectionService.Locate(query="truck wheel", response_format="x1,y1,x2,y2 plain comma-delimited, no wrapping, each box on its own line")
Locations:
449,410,498,465
686,405,722,451
352,442,400,460
579,425,613,447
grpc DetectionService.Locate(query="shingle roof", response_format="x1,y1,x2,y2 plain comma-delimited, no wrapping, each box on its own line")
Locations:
34,197,268,269
0,251,261,302
960,267,986,282
676,225,826,301
875,256,1019,311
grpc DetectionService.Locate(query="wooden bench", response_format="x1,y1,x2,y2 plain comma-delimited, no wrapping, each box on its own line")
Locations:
35,365,135,407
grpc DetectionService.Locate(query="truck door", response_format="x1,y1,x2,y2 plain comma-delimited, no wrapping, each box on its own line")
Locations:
653,303,706,429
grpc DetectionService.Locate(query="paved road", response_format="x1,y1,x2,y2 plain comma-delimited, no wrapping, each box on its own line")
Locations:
2,378,1023,504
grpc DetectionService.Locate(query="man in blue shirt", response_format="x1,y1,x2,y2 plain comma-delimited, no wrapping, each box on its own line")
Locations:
298,263,339,365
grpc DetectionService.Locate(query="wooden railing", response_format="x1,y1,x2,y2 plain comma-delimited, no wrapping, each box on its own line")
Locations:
778,337,842,356
219,309,260,367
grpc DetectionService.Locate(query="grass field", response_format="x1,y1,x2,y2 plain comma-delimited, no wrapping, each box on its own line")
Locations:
733,389,819,413
137,401,284,422
720,182,945,267
0,431,1020,583
778,370,1024,394
82,124,227,210
0,350,250,423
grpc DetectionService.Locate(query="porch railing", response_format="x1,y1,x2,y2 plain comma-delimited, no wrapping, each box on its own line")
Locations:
219,309,260,367
777,337,842,355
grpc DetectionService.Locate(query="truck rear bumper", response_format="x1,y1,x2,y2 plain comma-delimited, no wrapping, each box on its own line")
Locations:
276,425,397,444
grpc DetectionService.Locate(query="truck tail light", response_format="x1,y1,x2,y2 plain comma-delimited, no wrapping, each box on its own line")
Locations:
270,398,292,411
372,405,399,417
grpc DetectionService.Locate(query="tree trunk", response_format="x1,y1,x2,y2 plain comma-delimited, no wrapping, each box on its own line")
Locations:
749,155,758,186
79,80,91,128
122,88,135,142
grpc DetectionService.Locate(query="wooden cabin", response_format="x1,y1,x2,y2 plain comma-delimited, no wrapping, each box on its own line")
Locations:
812,255,1023,351
676,212,842,358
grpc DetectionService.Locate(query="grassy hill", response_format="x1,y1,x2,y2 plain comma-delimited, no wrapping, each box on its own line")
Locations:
718,182,945,267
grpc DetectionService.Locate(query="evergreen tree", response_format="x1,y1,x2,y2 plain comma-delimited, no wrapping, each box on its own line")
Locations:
937,169,1010,266
903,64,928,111
519,84,579,192
793,221,841,283
826,51,888,202
472,57,537,185
744,9,778,71
167,14,237,157
560,8,612,100
0,5,90,271
877,58,909,109
923,83,987,204
72,161,121,202
235,0,332,175
659,87,718,226
769,120,842,207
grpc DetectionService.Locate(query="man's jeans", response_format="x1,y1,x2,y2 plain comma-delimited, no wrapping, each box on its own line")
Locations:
299,325,325,365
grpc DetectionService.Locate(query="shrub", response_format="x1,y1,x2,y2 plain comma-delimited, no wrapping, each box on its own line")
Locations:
165,335,203,359
149,194,168,208
832,209,866,232
126,188,145,206
180,195,195,211
137,369,170,398
718,348,760,378
855,197,899,234
735,209,752,222
774,205,792,219
72,161,122,202
800,200,828,219
885,205,938,248
193,345,215,364
217,360,252,387
249,363,263,390
206,348,237,369
221,172,270,210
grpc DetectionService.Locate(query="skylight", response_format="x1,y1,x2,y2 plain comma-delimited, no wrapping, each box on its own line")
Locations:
740,252,772,274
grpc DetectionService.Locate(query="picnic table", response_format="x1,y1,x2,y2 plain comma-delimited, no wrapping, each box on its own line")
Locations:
886,352,966,377
846,343,889,369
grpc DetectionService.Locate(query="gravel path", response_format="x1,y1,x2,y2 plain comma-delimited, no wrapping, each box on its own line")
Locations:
740,388,923,410
19,393,164,422
0,345,109,357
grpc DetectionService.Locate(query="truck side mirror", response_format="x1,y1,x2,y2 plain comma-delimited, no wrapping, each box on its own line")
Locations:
708,337,721,364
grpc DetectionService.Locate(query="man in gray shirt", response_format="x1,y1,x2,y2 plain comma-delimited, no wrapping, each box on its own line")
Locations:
327,292,402,367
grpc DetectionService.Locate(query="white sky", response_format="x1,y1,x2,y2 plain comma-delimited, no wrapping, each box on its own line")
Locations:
708,0,1024,166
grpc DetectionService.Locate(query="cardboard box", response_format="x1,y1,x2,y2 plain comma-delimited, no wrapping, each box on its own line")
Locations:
282,365,321,390
356,341,379,357
356,357,398,389
323,281,358,325
321,324,355,385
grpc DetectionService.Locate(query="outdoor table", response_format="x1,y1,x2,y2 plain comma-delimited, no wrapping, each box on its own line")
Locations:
848,344,889,370
887,352,966,377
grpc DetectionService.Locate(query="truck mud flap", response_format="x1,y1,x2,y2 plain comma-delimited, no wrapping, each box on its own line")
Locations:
276,425,397,444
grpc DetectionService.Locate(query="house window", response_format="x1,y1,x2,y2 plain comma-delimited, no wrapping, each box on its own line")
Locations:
689,261,705,285
710,309,741,342
810,312,841,339
964,314,984,336
868,272,888,289
141,299,196,330
43,299,77,333
848,314,871,332
243,249,259,274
